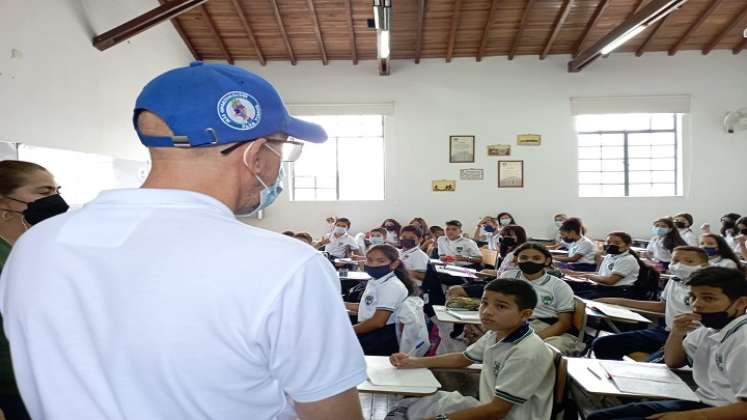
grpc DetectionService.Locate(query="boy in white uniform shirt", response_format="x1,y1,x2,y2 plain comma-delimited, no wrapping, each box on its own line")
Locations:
388,279,554,420
590,246,708,362
319,217,362,258
553,218,597,272
398,225,429,285
587,266,747,419
437,220,482,267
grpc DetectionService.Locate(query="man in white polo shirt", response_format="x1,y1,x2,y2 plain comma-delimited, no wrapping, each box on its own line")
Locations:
0,62,366,420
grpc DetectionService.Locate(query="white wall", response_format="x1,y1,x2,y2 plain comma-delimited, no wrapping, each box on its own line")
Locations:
239,52,747,240
0,0,192,161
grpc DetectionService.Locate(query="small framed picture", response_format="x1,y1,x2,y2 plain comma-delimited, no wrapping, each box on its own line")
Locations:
449,135,475,163
459,168,484,181
516,134,541,146
498,160,524,188
487,144,511,156
432,179,456,192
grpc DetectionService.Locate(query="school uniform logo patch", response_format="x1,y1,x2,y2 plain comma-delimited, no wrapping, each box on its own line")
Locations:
492,361,502,375
217,91,262,131
456,247,464,253
364,295,375,306
542,295,554,305
715,352,725,372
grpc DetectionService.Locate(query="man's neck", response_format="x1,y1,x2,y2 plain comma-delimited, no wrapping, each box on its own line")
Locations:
142,164,245,212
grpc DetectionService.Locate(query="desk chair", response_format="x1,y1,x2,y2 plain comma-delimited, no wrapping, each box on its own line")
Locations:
546,344,577,420
480,248,498,268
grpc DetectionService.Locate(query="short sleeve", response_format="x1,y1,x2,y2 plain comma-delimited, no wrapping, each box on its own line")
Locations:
660,278,673,302
554,281,575,313
612,256,638,277
464,333,492,363
412,252,429,272
572,240,593,258
264,254,367,403
682,327,707,363
646,239,655,254
494,346,553,405
376,280,407,311
466,240,482,257
437,237,448,256
723,333,747,401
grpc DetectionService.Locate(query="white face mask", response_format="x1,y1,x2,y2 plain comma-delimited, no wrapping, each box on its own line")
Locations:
669,262,702,283
333,226,347,235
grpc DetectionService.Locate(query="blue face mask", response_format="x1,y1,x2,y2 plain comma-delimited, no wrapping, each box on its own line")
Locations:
652,226,670,237
369,236,384,245
243,143,284,217
483,224,496,233
703,247,719,257
364,265,393,279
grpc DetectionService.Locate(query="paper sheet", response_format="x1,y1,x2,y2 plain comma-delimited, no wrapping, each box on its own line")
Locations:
584,300,651,323
446,310,481,322
366,357,441,388
611,377,700,402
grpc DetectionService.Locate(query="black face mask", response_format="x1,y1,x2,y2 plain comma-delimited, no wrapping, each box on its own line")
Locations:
740,229,747,236
518,261,545,275
722,221,735,229
8,194,69,225
674,221,687,229
561,236,575,244
697,301,737,330
384,225,396,232
400,238,418,250
604,245,622,255
499,237,516,247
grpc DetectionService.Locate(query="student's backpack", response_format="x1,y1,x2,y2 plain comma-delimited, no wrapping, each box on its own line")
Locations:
633,262,660,300
395,297,430,357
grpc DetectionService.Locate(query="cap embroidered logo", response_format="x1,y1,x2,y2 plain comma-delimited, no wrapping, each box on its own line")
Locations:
217,91,262,131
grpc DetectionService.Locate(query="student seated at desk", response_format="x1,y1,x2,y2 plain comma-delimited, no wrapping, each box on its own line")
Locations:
437,220,482,267
495,225,527,275
317,217,362,259
590,246,709,362
381,218,402,247
388,279,554,420
563,231,641,299
546,213,568,250
673,212,698,246
366,227,387,250
408,217,429,241
423,225,444,259
646,217,688,271
473,216,498,249
700,233,741,270
399,225,429,285
706,213,741,250
500,243,581,354
587,267,747,420
553,217,597,272
344,244,413,356
734,216,747,260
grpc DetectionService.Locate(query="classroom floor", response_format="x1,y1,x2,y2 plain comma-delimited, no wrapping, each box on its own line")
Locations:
359,317,468,419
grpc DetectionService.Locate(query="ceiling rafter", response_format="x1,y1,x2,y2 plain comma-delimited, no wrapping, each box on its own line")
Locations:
573,0,611,57
702,2,747,55
445,0,463,63
476,0,501,62
669,0,723,56
228,0,265,65
540,0,572,60
269,0,297,65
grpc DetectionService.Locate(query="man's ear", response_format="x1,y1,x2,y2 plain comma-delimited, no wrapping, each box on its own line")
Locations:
241,138,267,176
520,308,534,321
390,260,401,270
733,296,747,314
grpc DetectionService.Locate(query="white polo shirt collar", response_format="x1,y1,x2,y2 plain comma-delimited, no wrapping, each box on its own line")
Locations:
93,188,233,216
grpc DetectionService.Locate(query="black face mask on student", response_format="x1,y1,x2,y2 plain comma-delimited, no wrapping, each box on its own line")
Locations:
722,221,735,229
400,239,418,250
674,221,687,229
740,229,747,236
697,301,738,330
604,245,623,255
7,194,70,226
518,261,545,275
499,237,516,247
385,224,396,232
561,236,575,244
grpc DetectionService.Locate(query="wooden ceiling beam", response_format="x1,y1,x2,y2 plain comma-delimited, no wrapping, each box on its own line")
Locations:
540,0,572,60
669,0,722,55
509,0,536,60
702,3,747,55
445,0,463,63
734,38,747,55
306,0,328,65
414,0,426,63
228,0,265,65
198,5,233,64
344,0,358,64
476,0,501,62
157,0,200,60
269,0,297,65
628,0,646,19
635,14,669,56
94,0,205,51
573,0,611,57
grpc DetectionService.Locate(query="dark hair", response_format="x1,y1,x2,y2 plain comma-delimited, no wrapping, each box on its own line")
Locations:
673,213,693,227
430,225,444,234
654,217,687,251
0,160,49,195
701,234,742,269
607,231,633,246
409,217,428,232
400,225,423,238
496,212,516,224
513,242,553,266
336,217,351,228
445,220,462,228
736,216,747,229
370,227,387,237
484,278,538,310
381,219,402,235
559,217,584,235
672,246,709,263
688,267,747,301
721,213,741,236
367,244,415,296
293,232,313,243
281,231,295,237
499,225,528,256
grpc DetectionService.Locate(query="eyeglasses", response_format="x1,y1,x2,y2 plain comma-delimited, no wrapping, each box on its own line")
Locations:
220,134,304,162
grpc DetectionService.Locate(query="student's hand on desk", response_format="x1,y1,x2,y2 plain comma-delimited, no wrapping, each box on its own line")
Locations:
671,313,701,336
389,353,419,369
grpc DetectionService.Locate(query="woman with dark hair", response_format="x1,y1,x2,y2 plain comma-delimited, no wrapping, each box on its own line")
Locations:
700,233,741,270
381,218,402,247
496,211,516,227
344,244,413,355
553,217,597,272
495,224,528,274
733,216,747,260
408,217,428,239
646,217,687,270
0,160,67,420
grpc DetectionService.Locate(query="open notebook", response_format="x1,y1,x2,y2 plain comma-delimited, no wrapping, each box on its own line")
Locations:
599,360,700,402
366,356,441,389
583,299,651,323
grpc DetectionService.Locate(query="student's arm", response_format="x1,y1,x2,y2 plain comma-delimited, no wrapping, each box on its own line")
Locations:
583,272,623,285
345,302,359,312
353,310,391,334
554,253,582,263
647,401,747,420
389,352,473,369
296,388,364,420
663,313,701,369
595,298,666,313
535,312,573,339
425,397,513,420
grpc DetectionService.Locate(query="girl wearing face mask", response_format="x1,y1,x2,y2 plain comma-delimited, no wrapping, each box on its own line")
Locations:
717,212,741,247
472,216,496,247
567,232,642,299
398,225,429,285
495,225,527,275
733,216,747,260
500,242,580,354
0,160,66,419
344,244,414,355
380,219,402,247
496,212,516,228
672,212,698,247
408,217,428,242
700,233,741,270
645,217,687,271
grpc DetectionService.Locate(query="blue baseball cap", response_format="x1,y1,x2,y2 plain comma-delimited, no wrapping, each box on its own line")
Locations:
133,61,327,147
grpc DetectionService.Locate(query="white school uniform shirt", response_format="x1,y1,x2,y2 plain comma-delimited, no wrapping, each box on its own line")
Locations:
358,272,408,325
497,250,518,275
324,232,361,258
567,236,596,265
399,246,429,273
385,230,400,247
0,189,367,420
463,324,554,420
646,236,672,263
436,235,482,266
683,314,747,406
709,256,738,269
659,277,692,330
486,232,501,251
598,251,640,287
500,270,575,320
679,228,698,247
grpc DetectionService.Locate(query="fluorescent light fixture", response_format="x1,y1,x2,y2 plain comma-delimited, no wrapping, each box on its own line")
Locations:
600,25,647,54
378,30,390,59
373,0,391,30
